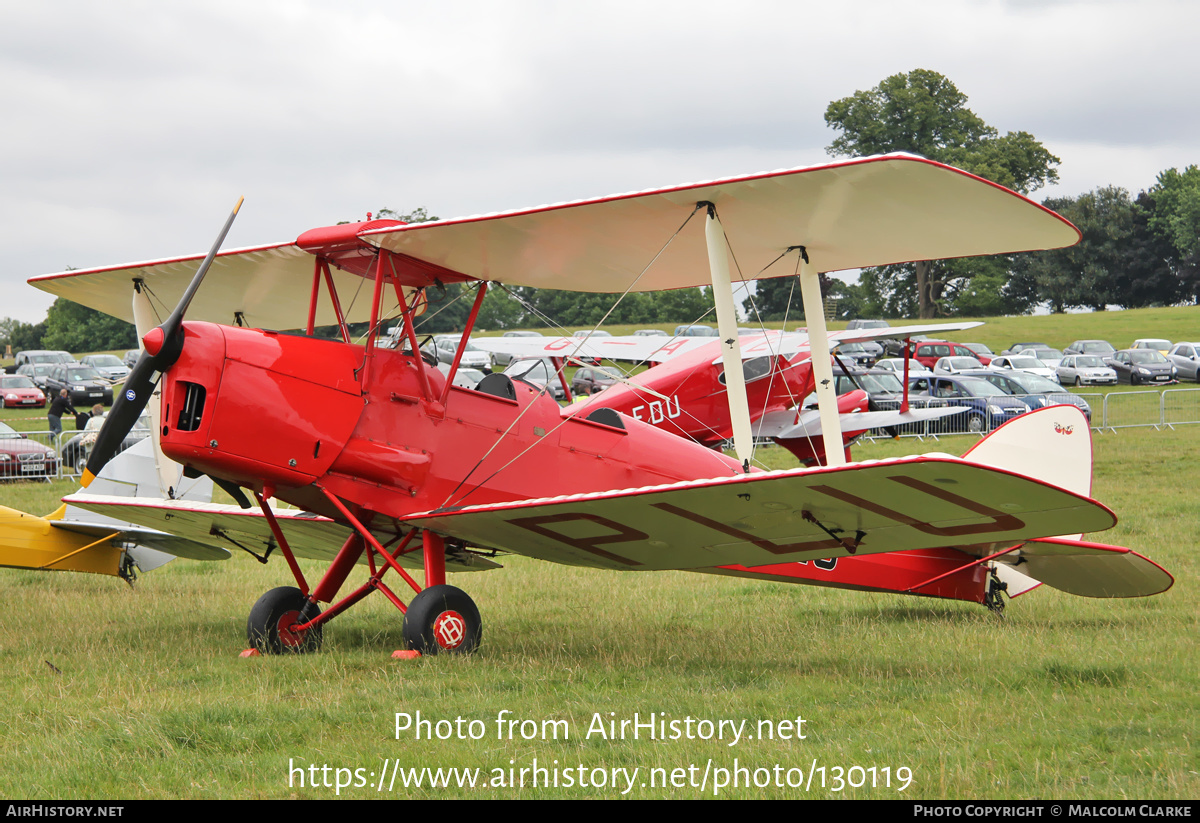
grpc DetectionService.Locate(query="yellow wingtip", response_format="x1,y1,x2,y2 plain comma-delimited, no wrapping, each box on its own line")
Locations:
80,469,96,488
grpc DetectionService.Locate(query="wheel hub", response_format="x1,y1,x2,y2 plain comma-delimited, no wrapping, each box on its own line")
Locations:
432,610,467,650
276,609,308,648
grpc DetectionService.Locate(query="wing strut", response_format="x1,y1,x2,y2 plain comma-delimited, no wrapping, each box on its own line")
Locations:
794,247,846,467
702,203,753,470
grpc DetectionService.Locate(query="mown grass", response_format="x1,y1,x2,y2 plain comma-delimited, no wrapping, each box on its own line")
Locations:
0,307,1195,799
0,426,1194,800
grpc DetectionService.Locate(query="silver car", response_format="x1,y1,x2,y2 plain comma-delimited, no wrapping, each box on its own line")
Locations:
1167,342,1200,382
1056,354,1117,387
933,356,984,374
989,354,1058,382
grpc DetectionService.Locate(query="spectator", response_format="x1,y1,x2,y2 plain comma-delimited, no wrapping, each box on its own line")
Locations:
47,389,76,438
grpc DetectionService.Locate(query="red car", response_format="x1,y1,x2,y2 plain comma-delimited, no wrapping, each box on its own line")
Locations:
0,375,46,408
0,422,58,478
912,340,980,369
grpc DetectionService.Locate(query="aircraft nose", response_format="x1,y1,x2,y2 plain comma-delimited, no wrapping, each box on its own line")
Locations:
81,199,243,486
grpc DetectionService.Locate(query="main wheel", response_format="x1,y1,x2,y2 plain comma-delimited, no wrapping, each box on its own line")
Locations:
247,586,323,654
402,585,482,655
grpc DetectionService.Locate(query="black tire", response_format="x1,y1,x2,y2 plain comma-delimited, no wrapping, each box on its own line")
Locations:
967,414,985,433
402,585,482,655
1075,377,1082,387
247,586,323,654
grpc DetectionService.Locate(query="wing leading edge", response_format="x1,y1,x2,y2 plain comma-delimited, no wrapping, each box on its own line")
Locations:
30,154,1078,328
402,455,1114,571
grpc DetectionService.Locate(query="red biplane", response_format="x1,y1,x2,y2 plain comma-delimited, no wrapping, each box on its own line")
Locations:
469,321,979,463
32,153,1173,655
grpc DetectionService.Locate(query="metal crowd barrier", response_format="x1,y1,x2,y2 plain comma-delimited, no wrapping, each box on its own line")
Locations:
0,428,62,482
859,387,1200,441
1162,388,1200,429
7,389,1200,482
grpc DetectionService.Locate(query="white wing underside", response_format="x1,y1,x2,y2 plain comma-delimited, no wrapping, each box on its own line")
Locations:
29,154,1077,330
472,322,986,366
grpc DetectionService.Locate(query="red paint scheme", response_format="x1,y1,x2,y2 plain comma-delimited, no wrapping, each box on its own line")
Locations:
142,218,1031,643
157,317,994,610
572,344,814,447
158,322,746,525
712,547,992,604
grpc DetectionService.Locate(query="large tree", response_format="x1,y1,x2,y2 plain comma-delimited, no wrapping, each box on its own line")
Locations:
825,69,1060,318
1146,166,1200,304
42,298,137,353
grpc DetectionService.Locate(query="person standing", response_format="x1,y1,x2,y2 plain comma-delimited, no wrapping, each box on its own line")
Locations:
47,389,76,439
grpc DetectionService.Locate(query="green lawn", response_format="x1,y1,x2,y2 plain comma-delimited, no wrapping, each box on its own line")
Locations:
0,307,1195,799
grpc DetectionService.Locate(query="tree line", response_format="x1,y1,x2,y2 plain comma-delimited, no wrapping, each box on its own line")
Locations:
751,69,1199,321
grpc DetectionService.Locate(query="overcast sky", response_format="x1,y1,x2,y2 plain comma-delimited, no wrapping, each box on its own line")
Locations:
2,0,1196,323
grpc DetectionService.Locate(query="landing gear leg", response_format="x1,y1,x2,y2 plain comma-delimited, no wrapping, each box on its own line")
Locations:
399,531,483,654
983,568,1008,616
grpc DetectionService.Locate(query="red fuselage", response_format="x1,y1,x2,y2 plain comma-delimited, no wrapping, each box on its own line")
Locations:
567,339,815,448
157,322,747,521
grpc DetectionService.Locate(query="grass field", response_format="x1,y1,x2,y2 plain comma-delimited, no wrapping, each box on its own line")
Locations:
0,428,1195,800
0,310,1195,800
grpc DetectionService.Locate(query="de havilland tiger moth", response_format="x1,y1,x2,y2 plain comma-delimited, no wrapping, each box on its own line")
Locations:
26,153,1172,655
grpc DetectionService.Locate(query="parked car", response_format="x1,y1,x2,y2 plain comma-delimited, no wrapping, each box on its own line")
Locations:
123,349,141,369
834,341,881,368
571,366,622,396
14,364,55,392
874,358,931,377
60,412,152,472
988,354,1058,382
43,364,115,405
503,358,566,400
0,421,58,479
881,333,929,358
826,366,952,434
489,330,544,368
80,354,131,383
933,356,985,374
1000,342,1050,356
0,375,46,408
1105,349,1177,385
9,350,75,374
1023,347,1064,369
912,340,978,369
673,324,718,337
1064,340,1116,356
1056,354,1117,387
431,335,493,371
961,343,995,366
966,369,1092,422
633,329,668,337
907,374,1030,433
1166,342,1200,382
1131,338,1172,355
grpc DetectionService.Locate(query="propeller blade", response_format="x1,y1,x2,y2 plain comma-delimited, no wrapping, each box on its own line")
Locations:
81,198,243,487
